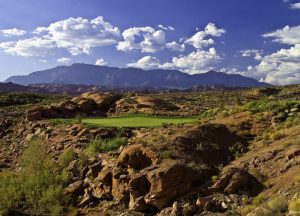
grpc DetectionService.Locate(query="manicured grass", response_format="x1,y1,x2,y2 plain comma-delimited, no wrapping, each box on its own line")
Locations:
81,115,198,128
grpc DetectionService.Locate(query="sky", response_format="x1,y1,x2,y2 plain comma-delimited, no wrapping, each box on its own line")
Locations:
0,0,300,85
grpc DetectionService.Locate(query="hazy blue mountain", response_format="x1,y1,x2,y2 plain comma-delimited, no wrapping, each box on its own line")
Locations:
5,63,269,89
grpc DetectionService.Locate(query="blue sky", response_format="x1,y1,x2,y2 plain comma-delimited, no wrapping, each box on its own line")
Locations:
0,0,300,85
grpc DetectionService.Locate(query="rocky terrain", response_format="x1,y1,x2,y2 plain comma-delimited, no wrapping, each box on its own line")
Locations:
0,85,299,216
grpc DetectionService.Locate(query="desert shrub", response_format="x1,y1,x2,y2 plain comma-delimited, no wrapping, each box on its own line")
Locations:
85,137,127,156
243,99,299,115
182,203,195,216
262,196,288,214
211,175,218,182
272,132,286,141
58,148,77,169
262,133,271,142
187,161,210,172
253,194,266,206
294,174,300,183
237,130,252,138
0,93,45,107
289,198,300,214
283,116,300,128
229,142,245,159
161,150,172,159
240,205,256,216
75,113,83,124
251,196,288,215
250,169,268,184
198,108,221,121
255,135,263,142
196,142,205,151
0,138,69,215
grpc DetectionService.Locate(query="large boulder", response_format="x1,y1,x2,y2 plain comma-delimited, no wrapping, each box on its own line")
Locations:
76,99,97,111
144,162,202,209
203,168,264,196
117,144,158,170
111,160,203,210
81,92,120,111
64,180,84,196
26,106,45,121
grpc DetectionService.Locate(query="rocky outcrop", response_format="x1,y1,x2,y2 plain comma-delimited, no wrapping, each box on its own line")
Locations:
117,144,159,170
25,92,120,121
68,144,204,212
115,96,178,115
203,168,264,196
0,119,13,138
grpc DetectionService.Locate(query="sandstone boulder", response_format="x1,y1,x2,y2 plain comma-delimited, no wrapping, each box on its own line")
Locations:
64,180,83,196
26,106,44,121
144,162,202,209
81,92,120,111
204,168,263,196
117,144,158,170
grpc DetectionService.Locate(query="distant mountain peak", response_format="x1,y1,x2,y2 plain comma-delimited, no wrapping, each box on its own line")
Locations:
5,64,269,89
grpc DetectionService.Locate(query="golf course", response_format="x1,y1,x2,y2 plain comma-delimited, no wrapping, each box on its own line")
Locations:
80,115,198,128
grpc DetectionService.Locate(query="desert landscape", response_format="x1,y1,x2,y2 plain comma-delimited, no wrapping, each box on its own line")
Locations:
0,85,299,215
0,0,300,215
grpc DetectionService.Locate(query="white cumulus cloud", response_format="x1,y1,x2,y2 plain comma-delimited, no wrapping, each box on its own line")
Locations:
158,24,175,31
241,25,300,85
0,16,121,57
117,26,184,53
95,58,108,66
57,57,72,64
290,2,300,9
263,25,300,45
128,56,161,70
240,49,263,60
39,16,121,55
128,48,221,74
0,28,26,37
0,37,57,57
185,23,225,49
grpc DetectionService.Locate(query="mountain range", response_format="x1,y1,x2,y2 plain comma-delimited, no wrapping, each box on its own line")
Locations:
5,63,268,89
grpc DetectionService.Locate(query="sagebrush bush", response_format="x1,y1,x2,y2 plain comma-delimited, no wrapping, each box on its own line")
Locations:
58,148,77,169
253,194,266,206
272,132,286,141
289,198,300,214
256,196,288,215
85,137,127,156
294,174,300,183
0,138,69,216
240,205,255,216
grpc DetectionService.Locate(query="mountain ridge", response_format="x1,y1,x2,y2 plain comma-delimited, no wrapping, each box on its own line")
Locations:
5,63,269,89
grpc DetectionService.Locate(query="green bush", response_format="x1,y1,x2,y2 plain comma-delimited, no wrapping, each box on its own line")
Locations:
253,194,266,206
58,148,77,169
75,113,83,124
0,138,69,216
85,137,127,156
243,99,299,115
0,93,45,107
263,196,287,214
272,132,286,141
240,205,256,216
289,198,300,214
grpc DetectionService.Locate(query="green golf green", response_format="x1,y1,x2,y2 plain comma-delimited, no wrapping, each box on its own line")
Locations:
81,115,198,128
